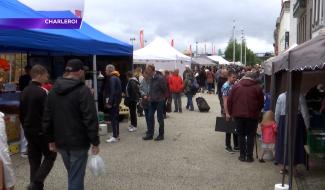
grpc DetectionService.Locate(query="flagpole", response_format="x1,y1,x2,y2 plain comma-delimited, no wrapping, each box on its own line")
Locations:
240,29,243,64
233,20,236,64
244,37,247,66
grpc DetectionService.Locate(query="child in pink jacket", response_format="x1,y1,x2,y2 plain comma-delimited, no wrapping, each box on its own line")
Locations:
259,111,277,163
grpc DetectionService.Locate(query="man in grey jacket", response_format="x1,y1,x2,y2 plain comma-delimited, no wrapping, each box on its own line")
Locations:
143,65,168,141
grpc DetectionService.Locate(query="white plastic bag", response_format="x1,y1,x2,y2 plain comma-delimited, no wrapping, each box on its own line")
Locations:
0,112,16,188
88,154,105,177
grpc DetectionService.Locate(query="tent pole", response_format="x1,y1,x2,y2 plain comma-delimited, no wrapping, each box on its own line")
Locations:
271,62,276,111
93,55,98,113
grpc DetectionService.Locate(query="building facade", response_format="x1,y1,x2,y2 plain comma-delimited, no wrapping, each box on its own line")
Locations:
274,0,291,55
311,0,325,37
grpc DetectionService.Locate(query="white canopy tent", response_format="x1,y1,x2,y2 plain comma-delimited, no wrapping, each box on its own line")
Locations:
207,55,230,65
133,37,191,76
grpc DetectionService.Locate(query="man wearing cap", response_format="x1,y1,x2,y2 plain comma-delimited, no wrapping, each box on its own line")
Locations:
43,59,99,190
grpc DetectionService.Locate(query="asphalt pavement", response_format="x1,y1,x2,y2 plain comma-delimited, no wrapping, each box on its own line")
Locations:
12,93,288,190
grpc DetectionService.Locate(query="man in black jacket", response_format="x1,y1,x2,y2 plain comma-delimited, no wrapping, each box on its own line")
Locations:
43,59,99,190
143,65,168,141
20,65,57,190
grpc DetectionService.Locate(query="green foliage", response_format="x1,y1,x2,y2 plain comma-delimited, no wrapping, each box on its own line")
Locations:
224,39,260,66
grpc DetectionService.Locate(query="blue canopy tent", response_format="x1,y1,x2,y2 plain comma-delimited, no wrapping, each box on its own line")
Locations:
0,0,133,56
0,0,133,109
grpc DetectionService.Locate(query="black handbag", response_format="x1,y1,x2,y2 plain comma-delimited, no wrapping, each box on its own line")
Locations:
124,97,130,107
215,117,237,133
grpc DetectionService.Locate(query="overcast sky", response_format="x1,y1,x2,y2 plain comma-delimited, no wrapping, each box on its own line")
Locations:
19,0,281,54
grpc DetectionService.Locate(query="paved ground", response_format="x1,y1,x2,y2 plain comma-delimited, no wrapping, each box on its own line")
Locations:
12,93,291,190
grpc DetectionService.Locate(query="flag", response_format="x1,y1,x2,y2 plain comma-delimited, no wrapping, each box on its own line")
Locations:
140,30,144,48
171,39,174,47
75,10,82,18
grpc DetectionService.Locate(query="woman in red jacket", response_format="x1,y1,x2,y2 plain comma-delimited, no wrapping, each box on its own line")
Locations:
168,69,184,113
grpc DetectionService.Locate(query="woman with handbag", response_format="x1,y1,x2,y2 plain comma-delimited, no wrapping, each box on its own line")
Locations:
125,71,140,132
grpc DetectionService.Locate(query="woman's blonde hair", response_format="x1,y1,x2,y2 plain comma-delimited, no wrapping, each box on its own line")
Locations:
262,111,275,124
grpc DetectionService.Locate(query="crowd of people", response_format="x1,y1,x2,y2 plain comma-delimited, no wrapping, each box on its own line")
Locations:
1,58,323,190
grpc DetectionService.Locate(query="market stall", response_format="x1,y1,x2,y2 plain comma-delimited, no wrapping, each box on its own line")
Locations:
133,37,191,76
263,33,325,189
207,55,230,65
0,0,133,154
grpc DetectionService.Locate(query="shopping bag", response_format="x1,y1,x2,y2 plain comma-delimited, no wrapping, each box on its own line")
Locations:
215,117,237,133
166,101,172,113
88,154,105,177
0,112,15,188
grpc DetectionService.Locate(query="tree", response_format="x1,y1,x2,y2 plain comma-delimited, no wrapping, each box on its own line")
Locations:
224,39,261,66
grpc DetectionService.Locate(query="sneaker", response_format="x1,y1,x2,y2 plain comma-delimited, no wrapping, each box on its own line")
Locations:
129,127,137,132
21,152,28,158
225,147,235,154
233,147,240,152
106,137,118,143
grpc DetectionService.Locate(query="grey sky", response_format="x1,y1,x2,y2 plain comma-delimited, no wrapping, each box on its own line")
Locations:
19,0,281,53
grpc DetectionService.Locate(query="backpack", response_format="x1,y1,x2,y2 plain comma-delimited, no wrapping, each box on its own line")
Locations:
190,79,199,94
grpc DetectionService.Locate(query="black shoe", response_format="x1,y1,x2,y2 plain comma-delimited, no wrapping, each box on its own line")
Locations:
246,157,254,163
233,147,240,152
179,110,182,113
225,147,235,154
27,182,44,190
189,108,194,111
259,159,265,163
186,106,189,110
174,110,178,113
238,156,246,162
154,136,164,141
142,135,153,140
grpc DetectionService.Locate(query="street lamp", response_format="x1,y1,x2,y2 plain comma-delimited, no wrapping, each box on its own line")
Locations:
130,37,136,46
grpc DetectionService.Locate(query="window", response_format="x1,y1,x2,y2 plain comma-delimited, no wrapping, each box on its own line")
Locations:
312,0,324,28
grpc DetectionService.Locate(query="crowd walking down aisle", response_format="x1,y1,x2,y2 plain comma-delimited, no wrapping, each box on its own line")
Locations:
12,89,283,189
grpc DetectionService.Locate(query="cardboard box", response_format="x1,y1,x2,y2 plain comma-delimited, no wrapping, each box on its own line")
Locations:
8,141,20,155
4,115,20,143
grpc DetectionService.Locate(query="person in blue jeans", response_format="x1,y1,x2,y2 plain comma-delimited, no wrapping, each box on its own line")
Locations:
43,59,100,190
143,65,168,141
184,72,196,111
140,69,152,129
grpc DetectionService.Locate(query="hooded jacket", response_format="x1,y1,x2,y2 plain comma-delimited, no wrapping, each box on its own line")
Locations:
227,77,264,119
126,77,140,102
168,74,183,93
184,74,195,95
43,77,99,150
103,71,122,107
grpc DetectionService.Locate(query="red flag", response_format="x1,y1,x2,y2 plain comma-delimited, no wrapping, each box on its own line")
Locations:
75,10,82,18
171,39,174,47
140,30,144,48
